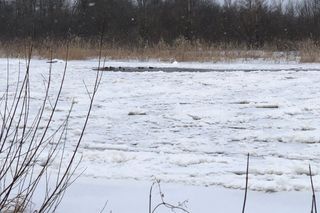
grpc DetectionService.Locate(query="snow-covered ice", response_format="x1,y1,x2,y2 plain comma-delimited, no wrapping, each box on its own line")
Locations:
1,59,320,195
54,177,312,213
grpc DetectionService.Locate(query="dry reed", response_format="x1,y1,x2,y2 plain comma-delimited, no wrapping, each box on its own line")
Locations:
1,38,320,62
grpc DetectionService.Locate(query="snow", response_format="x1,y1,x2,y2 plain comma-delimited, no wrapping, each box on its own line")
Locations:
1,58,320,211
55,177,313,213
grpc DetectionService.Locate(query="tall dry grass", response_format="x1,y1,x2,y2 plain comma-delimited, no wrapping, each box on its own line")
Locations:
298,40,320,63
1,38,320,62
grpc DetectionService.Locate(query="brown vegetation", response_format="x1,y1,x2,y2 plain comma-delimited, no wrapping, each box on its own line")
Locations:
1,39,320,63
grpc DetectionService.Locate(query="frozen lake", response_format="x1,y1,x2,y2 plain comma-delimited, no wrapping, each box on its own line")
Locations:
1,59,320,193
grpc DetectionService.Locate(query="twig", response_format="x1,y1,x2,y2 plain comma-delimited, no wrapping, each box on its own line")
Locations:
82,80,92,100
99,200,109,213
149,182,155,213
310,164,318,213
242,153,250,213
150,179,190,213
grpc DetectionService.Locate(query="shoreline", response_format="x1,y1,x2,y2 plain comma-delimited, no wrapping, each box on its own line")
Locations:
56,176,312,213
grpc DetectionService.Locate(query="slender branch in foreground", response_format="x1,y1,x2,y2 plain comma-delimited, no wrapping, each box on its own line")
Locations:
310,164,318,213
149,179,190,213
242,153,250,213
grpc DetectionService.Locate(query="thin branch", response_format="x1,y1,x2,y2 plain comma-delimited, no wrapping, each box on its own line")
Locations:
242,153,250,213
310,164,318,213
150,180,190,213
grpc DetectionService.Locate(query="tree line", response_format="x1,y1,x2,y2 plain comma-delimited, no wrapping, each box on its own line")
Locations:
1,0,320,49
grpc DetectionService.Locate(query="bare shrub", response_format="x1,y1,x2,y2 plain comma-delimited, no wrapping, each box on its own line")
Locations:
0,43,102,212
149,179,190,213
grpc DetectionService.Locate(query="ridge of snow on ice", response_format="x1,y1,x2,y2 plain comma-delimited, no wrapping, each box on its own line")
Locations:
1,59,320,193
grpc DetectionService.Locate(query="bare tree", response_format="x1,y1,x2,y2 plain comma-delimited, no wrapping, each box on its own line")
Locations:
238,0,267,48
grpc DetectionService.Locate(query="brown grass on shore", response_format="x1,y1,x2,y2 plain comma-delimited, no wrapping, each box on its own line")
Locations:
0,38,319,63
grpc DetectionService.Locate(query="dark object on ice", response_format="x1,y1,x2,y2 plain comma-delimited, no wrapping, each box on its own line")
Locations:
46,60,58,64
231,101,250,104
128,111,147,116
95,66,129,71
93,66,320,72
228,126,247,130
255,105,279,109
118,66,126,71
97,66,115,71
